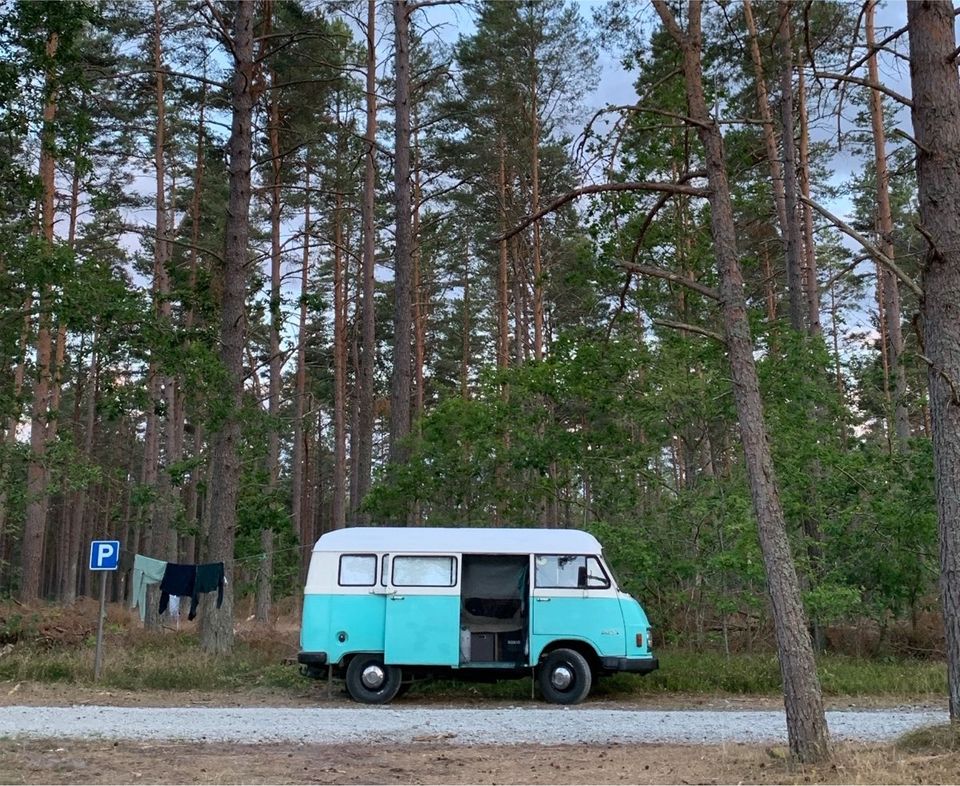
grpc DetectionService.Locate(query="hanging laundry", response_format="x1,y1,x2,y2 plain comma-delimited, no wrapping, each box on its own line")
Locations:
159,563,195,617
131,555,167,622
158,562,226,621
192,562,225,620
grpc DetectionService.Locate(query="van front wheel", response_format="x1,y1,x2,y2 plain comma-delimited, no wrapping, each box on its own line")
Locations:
538,649,592,705
345,655,403,704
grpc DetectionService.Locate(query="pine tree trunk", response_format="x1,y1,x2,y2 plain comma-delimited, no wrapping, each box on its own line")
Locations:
355,0,377,521
259,22,282,623
777,1,806,333
530,71,544,361
796,67,821,336
906,0,960,722
742,0,789,249
64,344,98,605
181,82,206,565
0,292,31,587
461,255,470,399
867,0,909,446
497,141,510,371
152,0,177,562
653,0,829,761
292,165,310,574
200,0,256,654
20,30,60,602
332,190,347,532
390,0,414,468
412,120,426,427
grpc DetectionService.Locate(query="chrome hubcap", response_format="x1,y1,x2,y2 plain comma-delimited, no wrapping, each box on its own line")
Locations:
550,665,574,690
361,664,386,689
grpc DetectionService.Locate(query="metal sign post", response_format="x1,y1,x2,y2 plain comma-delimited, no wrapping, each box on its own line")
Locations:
89,540,120,682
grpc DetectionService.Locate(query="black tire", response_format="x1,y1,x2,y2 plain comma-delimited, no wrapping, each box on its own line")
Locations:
538,648,593,705
345,655,403,704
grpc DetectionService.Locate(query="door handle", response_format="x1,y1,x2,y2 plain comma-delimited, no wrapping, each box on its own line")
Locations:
535,597,551,603
390,595,406,601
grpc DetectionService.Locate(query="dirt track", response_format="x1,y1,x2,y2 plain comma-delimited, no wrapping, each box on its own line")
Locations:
2,738,958,785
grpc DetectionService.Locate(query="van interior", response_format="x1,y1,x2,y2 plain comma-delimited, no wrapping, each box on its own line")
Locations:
459,554,528,666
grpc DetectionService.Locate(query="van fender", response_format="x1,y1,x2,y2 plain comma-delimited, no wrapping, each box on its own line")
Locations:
534,638,601,673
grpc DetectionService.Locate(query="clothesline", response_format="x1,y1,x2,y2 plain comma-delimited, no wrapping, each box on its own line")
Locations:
125,539,316,572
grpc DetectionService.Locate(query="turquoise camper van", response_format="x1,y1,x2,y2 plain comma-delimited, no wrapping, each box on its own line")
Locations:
297,527,658,704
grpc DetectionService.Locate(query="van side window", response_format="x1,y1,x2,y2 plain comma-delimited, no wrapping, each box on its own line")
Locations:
393,555,457,587
535,555,610,589
339,554,377,586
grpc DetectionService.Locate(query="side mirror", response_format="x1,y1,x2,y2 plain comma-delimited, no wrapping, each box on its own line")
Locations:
577,566,588,589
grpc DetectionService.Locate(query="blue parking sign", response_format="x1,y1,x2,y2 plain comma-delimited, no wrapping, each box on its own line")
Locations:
89,540,120,571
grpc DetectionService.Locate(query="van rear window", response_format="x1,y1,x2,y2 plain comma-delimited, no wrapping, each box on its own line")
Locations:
339,554,377,586
392,555,457,587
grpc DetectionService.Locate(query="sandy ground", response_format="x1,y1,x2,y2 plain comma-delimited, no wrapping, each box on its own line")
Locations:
1,739,958,785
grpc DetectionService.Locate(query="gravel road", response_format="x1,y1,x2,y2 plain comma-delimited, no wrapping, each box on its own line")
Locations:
0,705,947,745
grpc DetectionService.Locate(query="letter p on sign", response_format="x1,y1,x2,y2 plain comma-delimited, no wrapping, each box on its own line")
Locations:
89,540,120,571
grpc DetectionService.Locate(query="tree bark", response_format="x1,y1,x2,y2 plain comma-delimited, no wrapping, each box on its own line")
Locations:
355,0,377,521
199,0,256,654
20,30,59,602
390,0,414,469
867,0,909,446
653,0,829,761
906,0,960,722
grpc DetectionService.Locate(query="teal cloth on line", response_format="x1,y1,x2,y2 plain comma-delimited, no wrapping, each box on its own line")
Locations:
131,554,167,622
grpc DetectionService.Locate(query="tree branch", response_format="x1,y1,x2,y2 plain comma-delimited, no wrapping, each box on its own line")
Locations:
497,180,708,243
799,195,923,297
621,262,720,301
652,318,725,344
811,69,913,108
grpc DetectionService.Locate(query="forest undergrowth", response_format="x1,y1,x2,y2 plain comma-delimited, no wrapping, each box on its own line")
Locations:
0,600,946,701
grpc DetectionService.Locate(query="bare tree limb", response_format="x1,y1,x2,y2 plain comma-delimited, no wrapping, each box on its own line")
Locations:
845,21,909,74
811,69,913,108
652,318,726,344
497,179,708,243
800,195,923,296
621,262,720,301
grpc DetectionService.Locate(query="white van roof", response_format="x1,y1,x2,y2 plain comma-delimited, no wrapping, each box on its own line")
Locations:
312,526,603,555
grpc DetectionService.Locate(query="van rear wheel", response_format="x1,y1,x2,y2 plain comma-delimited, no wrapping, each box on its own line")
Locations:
345,655,403,704
538,648,592,705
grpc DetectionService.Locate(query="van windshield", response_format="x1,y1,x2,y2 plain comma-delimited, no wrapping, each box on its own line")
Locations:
600,551,621,589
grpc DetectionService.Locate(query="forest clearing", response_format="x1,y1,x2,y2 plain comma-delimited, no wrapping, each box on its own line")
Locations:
0,600,957,784
5,0,960,778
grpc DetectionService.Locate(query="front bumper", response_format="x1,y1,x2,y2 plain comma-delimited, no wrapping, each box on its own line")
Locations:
297,651,328,666
599,656,659,674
